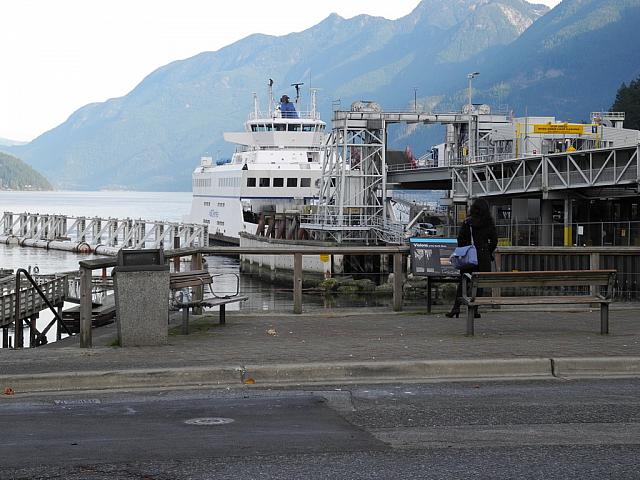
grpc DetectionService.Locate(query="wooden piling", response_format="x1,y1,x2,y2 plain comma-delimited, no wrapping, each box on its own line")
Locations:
79,266,93,348
393,253,404,312
293,253,303,314
173,236,181,272
15,280,23,349
192,252,203,314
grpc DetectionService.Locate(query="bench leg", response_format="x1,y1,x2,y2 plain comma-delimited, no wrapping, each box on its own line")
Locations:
600,303,609,335
466,306,475,336
182,307,189,335
219,304,226,325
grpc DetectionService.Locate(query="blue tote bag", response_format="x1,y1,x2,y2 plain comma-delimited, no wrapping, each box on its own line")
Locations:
449,225,478,270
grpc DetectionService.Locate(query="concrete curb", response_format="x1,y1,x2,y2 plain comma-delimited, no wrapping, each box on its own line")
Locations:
242,358,552,385
553,356,640,378
2,358,550,394
0,366,242,394
3,357,640,394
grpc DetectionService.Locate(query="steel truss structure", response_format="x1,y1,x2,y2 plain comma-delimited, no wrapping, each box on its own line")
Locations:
301,110,404,244
1,212,207,251
452,144,640,201
301,108,480,243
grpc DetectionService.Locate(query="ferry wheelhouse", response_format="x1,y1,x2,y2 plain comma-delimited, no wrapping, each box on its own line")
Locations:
188,84,326,244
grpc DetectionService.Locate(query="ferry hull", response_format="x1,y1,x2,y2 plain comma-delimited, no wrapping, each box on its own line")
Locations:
239,233,341,276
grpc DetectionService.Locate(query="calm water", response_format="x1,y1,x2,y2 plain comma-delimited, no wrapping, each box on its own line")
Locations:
0,191,192,273
1,191,401,347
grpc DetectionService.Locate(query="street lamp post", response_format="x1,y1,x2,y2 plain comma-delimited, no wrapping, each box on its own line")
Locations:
467,71,480,161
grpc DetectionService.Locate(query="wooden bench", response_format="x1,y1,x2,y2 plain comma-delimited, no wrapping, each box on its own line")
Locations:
461,269,616,336
169,269,248,334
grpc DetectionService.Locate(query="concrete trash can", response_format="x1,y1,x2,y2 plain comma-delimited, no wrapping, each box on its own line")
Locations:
113,249,169,347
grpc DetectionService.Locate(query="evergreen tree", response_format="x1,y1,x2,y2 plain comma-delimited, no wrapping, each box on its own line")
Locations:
611,76,640,131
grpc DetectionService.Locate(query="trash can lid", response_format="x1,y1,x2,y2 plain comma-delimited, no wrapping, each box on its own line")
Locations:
114,249,169,272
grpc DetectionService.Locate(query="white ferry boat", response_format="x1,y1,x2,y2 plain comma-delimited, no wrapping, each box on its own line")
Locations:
187,83,326,244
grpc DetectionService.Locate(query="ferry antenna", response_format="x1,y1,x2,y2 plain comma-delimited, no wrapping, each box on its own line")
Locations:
291,82,304,104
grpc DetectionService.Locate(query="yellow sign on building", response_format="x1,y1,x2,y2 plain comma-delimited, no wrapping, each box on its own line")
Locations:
533,123,585,135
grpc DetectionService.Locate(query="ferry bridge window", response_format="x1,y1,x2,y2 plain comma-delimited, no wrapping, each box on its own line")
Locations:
300,178,311,188
287,178,297,187
251,125,257,132
302,125,314,132
288,124,301,132
273,178,284,187
247,177,256,187
259,177,270,187
275,123,286,132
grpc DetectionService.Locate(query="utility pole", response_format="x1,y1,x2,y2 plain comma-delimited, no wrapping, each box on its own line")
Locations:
467,72,480,161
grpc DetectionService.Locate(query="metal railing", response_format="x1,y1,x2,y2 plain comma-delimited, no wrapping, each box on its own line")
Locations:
247,110,322,121
438,221,640,248
68,243,640,348
76,245,409,348
300,213,405,244
2,269,73,348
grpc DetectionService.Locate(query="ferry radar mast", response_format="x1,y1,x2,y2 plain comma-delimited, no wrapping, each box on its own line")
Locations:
291,82,304,105
268,78,274,116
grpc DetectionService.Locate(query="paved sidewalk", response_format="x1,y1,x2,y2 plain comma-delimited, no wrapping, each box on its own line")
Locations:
1,306,639,393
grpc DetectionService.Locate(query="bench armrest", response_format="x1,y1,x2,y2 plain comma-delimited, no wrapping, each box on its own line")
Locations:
209,273,240,298
462,273,476,302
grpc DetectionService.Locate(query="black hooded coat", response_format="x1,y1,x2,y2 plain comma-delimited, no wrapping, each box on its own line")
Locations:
456,217,498,273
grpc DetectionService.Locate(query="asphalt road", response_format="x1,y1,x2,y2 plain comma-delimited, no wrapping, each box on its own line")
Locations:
1,378,639,479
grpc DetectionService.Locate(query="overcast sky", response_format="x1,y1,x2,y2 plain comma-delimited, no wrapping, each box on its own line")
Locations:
0,0,561,141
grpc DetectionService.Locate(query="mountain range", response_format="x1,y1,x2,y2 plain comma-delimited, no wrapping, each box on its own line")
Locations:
0,152,52,190
0,137,26,147
3,0,640,191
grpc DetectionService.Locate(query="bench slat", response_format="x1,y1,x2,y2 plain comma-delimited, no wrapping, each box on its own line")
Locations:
169,269,213,289
465,295,610,306
470,270,615,288
474,279,610,288
474,270,615,277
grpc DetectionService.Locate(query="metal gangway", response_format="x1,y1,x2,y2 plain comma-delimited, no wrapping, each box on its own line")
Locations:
1,271,71,348
451,143,640,201
1,212,208,255
301,103,489,244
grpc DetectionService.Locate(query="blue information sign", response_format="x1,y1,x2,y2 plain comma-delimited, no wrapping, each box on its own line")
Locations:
409,237,458,276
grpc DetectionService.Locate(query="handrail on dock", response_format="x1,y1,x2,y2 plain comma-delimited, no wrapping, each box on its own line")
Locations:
77,245,410,348
75,244,640,349
8,269,73,348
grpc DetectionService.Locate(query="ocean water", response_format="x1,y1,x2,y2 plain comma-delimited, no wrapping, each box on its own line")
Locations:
0,191,192,273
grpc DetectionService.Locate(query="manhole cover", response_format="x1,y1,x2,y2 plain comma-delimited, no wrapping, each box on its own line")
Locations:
184,417,234,426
